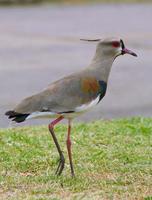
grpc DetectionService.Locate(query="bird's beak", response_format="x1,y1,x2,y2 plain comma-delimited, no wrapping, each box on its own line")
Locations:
121,48,137,57
120,39,137,57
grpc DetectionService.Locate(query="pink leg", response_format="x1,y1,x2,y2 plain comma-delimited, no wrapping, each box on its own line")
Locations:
66,119,75,177
48,116,65,176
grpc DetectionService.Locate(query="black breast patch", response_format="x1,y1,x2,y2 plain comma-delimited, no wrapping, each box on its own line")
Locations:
98,80,107,102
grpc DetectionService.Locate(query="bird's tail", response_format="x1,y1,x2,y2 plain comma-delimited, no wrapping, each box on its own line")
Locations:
5,110,29,123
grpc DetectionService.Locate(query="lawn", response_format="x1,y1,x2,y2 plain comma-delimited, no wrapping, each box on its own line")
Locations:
0,117,152,199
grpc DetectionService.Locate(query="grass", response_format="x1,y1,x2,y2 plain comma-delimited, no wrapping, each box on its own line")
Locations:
0,117,152,199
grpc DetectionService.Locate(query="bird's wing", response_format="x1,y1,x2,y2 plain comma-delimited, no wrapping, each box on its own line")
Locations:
14,74,107,114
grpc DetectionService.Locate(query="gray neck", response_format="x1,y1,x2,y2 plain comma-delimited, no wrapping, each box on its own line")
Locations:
86,53,115,82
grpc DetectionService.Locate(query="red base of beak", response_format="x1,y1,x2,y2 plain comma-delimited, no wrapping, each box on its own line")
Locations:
122,48,137,57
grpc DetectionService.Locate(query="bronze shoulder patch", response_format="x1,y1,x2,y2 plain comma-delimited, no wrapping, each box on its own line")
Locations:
81,77,100,93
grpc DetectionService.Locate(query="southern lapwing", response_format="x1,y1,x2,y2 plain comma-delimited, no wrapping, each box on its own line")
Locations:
5,37,137,177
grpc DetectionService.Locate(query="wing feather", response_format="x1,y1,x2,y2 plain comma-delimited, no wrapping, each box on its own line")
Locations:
13,75,107,114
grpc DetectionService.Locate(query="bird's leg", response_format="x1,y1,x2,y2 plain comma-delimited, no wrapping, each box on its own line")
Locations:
66,119,75,177
48,116,65,176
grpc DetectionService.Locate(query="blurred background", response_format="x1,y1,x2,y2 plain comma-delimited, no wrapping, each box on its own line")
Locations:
0,0,152,128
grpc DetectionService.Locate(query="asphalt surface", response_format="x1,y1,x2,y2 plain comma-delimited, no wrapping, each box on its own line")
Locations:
0,4,152,128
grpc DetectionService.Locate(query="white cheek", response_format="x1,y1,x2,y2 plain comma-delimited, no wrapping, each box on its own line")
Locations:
115,47,122,56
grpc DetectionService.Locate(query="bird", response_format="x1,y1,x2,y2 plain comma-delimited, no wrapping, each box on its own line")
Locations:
5,37,137,177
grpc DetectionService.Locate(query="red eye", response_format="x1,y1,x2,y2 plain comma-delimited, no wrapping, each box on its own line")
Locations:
112,41,120,48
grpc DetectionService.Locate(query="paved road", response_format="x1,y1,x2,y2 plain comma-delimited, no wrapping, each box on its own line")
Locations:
0,4,152,128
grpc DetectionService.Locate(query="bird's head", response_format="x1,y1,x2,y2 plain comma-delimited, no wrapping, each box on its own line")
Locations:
81,37,137,59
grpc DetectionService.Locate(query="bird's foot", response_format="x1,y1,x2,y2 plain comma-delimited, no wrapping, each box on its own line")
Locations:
71,171,75,178
55,155,65,176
